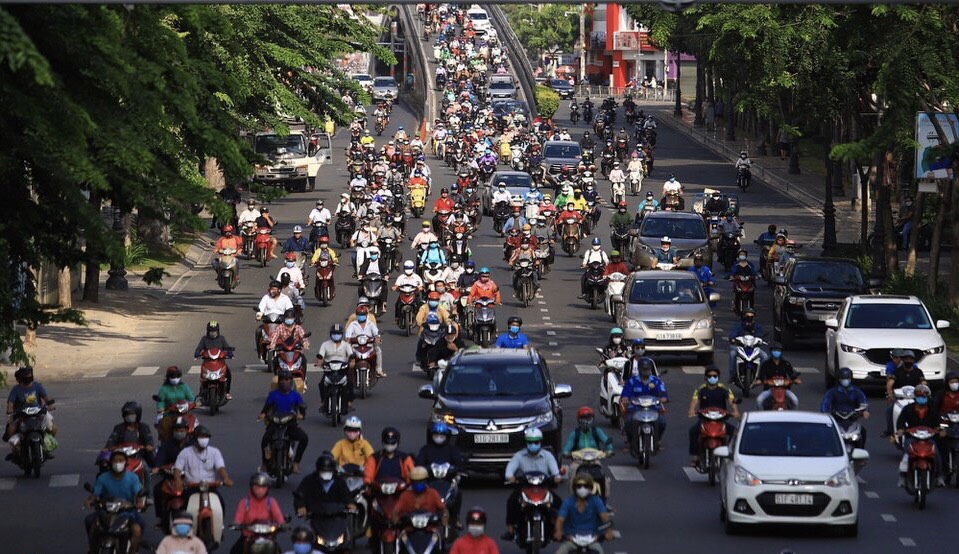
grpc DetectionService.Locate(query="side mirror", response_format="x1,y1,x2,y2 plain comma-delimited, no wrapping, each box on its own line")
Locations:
417,385,436,399
713,446,731,459
936,320,950,330
708,293,720,303
151,394,161,402
553,384,573,399
772,276,786,285
850,448,869,462
824,318,839,329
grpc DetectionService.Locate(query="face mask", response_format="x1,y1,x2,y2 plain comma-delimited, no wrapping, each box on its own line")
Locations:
527,443,541,454
430,244,438,249
950,382,959,392
771,350,782,360
706,376,719,385
286,261,295,268
357,315,367,323
465,268,474,273
738,255,747,261
112,462,126,473
345,430,360,441
611,337,622,345
384,443,398,453
578,420,591,431
124,414,137,424
293,544,312,554
169,377,181,386
468,525,484,538
370,255,379,261
633,348,645,357
428,301,439,309
196,437,210,449
509,325,520,334
173,431,188,441
575,486,591,499
916,396,929,406
173,523,192,537
839,379,852,388
412,482,427,494
208,331,219,339
640,371,652,380
319,471,334,481
592,245,600,251
404,268,414,276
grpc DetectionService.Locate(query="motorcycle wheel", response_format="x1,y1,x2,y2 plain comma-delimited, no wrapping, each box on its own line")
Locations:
521,281,531,308
590,288,600,310
329,392,340,427
641,435,653,469
258,250,266,268
739,372,751,398
916,484,927,510
480,328,491,347
359,368,369,399
29,441,42,478
613,302,624,324
209,388,221,415
707,452,717,486
404,311,414,337
319,283,330,307
273,448,288,488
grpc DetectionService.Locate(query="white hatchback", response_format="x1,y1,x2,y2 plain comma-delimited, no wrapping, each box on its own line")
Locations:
716,411,867,536
467,8,491,32
824,295,949,385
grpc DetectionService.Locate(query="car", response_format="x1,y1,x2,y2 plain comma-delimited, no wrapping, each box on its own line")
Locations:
371,76,398,102
631,211,712,269
618,270,717,364
541,140,582,188
417,348,571,471
716,411,868,536
466,7,491,32
824,294,949,386
482,170,533,214
351,73,373,94
546,78,574,99
491,99,530,125
487,80,517,101
772,257,878,348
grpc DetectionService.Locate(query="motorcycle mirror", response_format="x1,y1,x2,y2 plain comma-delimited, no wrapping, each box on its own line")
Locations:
708,292,721,303
151,394,161,402
713,446,731,459
303,332,312,338
849,448,869,462
418,385,436,399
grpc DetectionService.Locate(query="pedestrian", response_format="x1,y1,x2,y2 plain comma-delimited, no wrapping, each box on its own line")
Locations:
714,99,725,128
704,99,715,131
777,126,790,160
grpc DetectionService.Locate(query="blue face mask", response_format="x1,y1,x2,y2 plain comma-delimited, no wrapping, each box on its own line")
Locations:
706,376,719,385
509,325,520,334
916,396,929,406
331,333,343,342
370,255,379,261
173,523,192,537
428,300,439,308
771,350,782,359
412,482,427,494
527,442,542,454
286,261,295,268
284,318,295,326
357,315,367,323
839,379,851,388
293,543,313,554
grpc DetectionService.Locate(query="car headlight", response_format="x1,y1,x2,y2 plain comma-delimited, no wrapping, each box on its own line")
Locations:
839,343,865,353
924,345,945,355
625,319,641,329
695,318,712,330
825,467,852,488
733,465,762,487
296,164,308,171
432,411,455,425
787,295,805,306
534,411,553,425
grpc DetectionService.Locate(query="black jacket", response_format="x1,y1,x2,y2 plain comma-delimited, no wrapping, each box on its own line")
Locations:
416,443,464,468
294,473,353,512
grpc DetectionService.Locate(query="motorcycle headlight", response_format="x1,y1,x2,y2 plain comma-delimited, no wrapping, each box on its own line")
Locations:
924,345,945,355
787,295,805,306
625,319,640,329
694,318,712,330
825,467,852,488
839,343,865,354
534,411,553,425
733,465,762,487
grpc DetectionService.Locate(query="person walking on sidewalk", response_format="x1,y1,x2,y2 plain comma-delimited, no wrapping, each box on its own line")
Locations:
776,126,790,160
704,99,715,132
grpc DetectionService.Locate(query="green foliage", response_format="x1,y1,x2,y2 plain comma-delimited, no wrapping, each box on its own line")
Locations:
883,271,959,327
535,85,560,120
502,5,577,55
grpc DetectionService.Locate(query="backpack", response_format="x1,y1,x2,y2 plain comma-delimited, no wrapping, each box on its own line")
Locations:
572,427,608,450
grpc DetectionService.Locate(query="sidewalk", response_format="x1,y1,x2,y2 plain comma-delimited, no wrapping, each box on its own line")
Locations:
645,102,863,246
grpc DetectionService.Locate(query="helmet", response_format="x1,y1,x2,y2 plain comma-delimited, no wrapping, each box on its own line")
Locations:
426,313,440,325
591,237,601,246
837,367,853,381
427,291,441,300
661,236,672,244
355,306,369,315
410,466,429,481
576,406,594,419
632,338,645,348
479,267,491,275
946,371,959,383
768,341,783,352
319,236,330,244
610,327,624,336
285,252,297,261
522,224,531,232
507,315,523,326
572,473,595,489
206,320,219,334
277,369,293,381
524,427,543,442
915,384,932,397
704,365,721,377
166,365,182,378
344,415,363,431
249,472,271,488
291,527,315,545
283,308,296,320
194,425,212,438
422,220,432,228
430,421,451,436
293,225,303,233
315,454,337,473
403,260,415,270
610,250,620,258
617,201,627,209
222,225,234,234
381,427,401,444
121,401,142,423
330,323,344,335
268,280,281,290
466,507,487,525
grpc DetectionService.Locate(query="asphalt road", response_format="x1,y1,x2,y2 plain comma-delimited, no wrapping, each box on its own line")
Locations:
2,92,952,554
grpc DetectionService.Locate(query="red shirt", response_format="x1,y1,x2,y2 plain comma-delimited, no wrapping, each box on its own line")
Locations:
558,210,583,222
939,391,959,415
232,495,285,536
604,262,631,276
450,534,500,554
394,488,445,519
434,197,455,212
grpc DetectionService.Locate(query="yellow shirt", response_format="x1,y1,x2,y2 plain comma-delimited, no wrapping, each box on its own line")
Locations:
359,135,375,146
311,247,339,265
570,197,588,211
331,437,374,467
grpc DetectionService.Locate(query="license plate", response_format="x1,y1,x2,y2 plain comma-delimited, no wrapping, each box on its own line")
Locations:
474,434,509,444
774,494,814,505
815,314,834,321
657,333,682,341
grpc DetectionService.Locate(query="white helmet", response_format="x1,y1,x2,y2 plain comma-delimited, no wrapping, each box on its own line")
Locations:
344,416,362,431
403,260,416,270
524,427,543,442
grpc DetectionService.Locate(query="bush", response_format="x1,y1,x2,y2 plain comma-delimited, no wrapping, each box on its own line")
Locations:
535,85,559,119
882,270,959,327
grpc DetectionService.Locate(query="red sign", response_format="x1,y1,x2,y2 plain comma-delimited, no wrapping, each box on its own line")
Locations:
612,31,640,51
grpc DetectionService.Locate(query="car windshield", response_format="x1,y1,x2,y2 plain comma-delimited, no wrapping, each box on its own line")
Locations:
739,421,844,457
792,262,863,290
470,12,488,20
544,144,581,159
844,303,932,329
442,363,546,396
550,79,570,87
490,82,513,89
493,174,532,188
353,75,371,82
254,134,306,156
628,278,703,304
373,77,396,87
640,217,707,240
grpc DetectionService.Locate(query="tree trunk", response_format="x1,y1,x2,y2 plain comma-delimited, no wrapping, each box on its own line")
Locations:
705,67,714,102
725,93,736,141
949,158,959,307
904,192,925,276
693,58,704,126
882,161,899,276
82,192,102,303
929,180,950,293
57,267,72,309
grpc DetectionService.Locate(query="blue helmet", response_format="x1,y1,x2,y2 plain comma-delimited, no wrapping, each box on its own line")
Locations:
632,338,645,347
465,260,476,268
591,237,601,246
426,313,440,324
479,267,491,275
430,421,451,435
610,327,624,336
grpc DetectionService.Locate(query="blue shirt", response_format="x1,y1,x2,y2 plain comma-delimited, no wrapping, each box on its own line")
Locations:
637,200,659,211
7,382,48,410
420,248,447,266
263,389,305,416
495,332,529,349
655,248,674,263
558,494,607,535
502,216,527,233
820,386,868,414
563,427,613,455
690,265,714,285
621,375,668,404
94,471,142,502
283,236,310,253
729,322,764,340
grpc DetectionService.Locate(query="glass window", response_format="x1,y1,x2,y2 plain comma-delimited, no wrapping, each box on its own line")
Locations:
254,134,306,156
373,77,396,87
628,278,703,304
442,363,546,396
792,263,863,290
544,144,581,159
640,217,707,240
739,422,844,457
844,303,932,329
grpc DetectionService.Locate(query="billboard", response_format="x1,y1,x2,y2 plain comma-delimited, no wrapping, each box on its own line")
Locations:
915,112,959,178
612,31,640,51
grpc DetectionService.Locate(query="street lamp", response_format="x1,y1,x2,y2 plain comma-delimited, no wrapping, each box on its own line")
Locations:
104,206,128,291
672,50,682,117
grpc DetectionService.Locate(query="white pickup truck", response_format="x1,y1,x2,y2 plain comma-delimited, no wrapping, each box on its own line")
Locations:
252,127,332,192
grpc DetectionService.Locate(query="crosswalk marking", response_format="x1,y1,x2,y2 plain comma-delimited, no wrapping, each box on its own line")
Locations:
548,341,559,346
682,466,709,483
608,465,644,482
881,513,897,522
542,316,551,321
132,366,160,376
857,475,867,485
0,478,15,491
575,364,601,375
306,366,322,373
546,331,556,336
244,364,268,372
864,491,879,499
49,474,80,488
84,370,110,379
681,366,706,374
187,365,202,375
794,366,820,374
900,538,916,547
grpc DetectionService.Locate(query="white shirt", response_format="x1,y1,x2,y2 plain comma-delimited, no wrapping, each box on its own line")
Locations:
440,266,464,285
335,200,355,214
608,169,625,183
412,230,439,249
238,208,260,225
627,160,644,175
317,339,353,364
582,248,609,266
394,272,424,289
662,180,683,195
308,207,331,225
344,321,379,341
350,176,368,189
492,190,511,204
257,293,294,319
174,445,225,483
276,266,305,289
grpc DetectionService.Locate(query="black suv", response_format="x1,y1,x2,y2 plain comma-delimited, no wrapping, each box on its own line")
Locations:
541,140,582,189
417,348,571,472
772,257,877,348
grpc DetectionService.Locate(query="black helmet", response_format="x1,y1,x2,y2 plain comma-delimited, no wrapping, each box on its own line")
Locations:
194,425,212,438
837,367,853,381
330,323,344,335
206,320,219,334
704,365,721,377
268,280,281,290
638,358,655,373
121,401,142,423
291,526,315,545
382,427,401,445
283,308,296,320
277,369,293,381
249,472,271,488
768,341,783,352
466,507,487,525
507,315,523,326
444,324,457,335
315,454,337,472
946,371,959,383
14,365,34,384
279,272,291,286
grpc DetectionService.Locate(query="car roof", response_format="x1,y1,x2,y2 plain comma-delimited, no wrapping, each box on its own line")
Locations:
374,76,396,82
544,140,578,146
629,270,697,280
351,74,372,80
743,410,835,424
847,294,920,304
491,170,531,178
642,211,703,222
792,256,859,265
451,347,541,363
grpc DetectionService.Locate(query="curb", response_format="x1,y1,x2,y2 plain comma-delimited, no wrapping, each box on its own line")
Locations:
161,232,216,294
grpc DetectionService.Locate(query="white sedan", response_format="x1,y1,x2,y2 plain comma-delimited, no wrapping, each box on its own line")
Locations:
716,411,868,536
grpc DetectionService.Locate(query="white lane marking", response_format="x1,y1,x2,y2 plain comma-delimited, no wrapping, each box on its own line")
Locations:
188,365,202,375
715,328,724,333
49,474,80,488
551,352,562,357
682,467,709,483
794,367,820,374
899,537,916,547
546,331,556,336
542,316,551,321
548,341,559,346
608,466,645,481
575,364,601,375
544,322,554,326
244,364,268,372
0,478,15,491
857,475,867,485
881,513,897,522
306,366,322,373
538,301,546,305
540,308,549,312
84,370,110,379
132,366,160,376
681,366,706,374
864,491,879,499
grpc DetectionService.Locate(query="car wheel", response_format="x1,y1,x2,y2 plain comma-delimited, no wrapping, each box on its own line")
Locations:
724,518,741,535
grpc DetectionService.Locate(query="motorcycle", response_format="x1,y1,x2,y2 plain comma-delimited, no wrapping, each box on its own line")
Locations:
568,448,611,501
492,202,510,235
511,471,557,554
216,248,239,293
199,348,232,415
229,520,288,554
472,297,497,347
274,340,309,394
902,426,938,509
610,225,631,257
265,412,299,487
583,105,593,123
513,258,537,308
84,485,146,554
610,179,626,206
340,463,369,544
584,260,607,310
695,408,730,486
625,395,662,469
421,261,445,286
662,191,683,211
892,386,917,449
396,284,421,336
833,406,868,457
570,104,580,124
729,273,756,316
717,232,740,272
561,218,582,256
334,212,355,248
10,404,53,477
604,272,627,323
941,411,959,487
628,169,643,195
241,222,257,258
731,335,764,398
427,462,463,541
350,335,378,399
596,350,629,427
615,138,629,162
320,360,350,427
448,231,470,263
534,241,553,276
360,274,387,316
511,145,526,172
181,481,226,551
306,504,353,553
737,166,751,192
396,511,444,554
378,237,398,274
410,185,428,218
314,256,336,307
155,398,199,444
375,115,387,136
369,478,407,554
761,377,795,411
254,227,273,267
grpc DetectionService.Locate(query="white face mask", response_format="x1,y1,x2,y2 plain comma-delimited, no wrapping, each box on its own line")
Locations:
319,471,334,481
404,268,414,275
112,462,126,473
468,525,484,537
950,382,959,392
196,437,210,449
575,486,591,498
384,443,397,453
432,434,447,445
592,245,600,251
169,377,181,386
611,337,622,345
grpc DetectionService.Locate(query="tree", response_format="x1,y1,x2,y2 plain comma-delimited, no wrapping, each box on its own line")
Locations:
502,5,577,64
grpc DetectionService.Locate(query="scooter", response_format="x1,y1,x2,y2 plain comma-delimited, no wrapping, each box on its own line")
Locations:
731,335,764,398
396,284,421,337
169,480,224,551
596,349,629,427
340,463,369,544
314,256,336,307
334,213,355,248
240,222,256,258
254,228,273,267
833,405,868,454
902,426,938,509
610,179,626,206
511,471,557,554
199,348,233,415
9,404,54,478
561,218,582,256
625,396,662,469
604,272,627,323
84,484,147,554
306,504,352,553
610,225,631,259
369,478,407,554
737,166,751,192
321,360,350,427
396,511,444,554
154,398,199,445
941,410,959,487
568,448,612,501
695,408,730,486
427,462,463,543
273,340,308,394
761,377,795,411
360,274,387,316
255,313,282,366
216,248,239,293
472,297,497,347
264,412,299,487
228,521,289,553
628,169,643,195
892,386,917,449
350,335,378,399
513,258,537,308
729,274,756,316
584,260,607,310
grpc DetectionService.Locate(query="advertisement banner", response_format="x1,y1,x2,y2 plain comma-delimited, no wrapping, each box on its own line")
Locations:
915,112,959,178
612,31,640,51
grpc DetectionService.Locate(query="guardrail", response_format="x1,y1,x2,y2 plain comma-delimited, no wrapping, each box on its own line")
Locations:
573,84,676,102
397,4,435,135
485,4,538,119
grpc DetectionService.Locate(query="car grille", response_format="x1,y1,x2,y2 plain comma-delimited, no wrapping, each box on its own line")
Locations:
273,166,296,174
805,299,844,312
644,338,698,347
547,164,564,175
644,320,693,330
457,416,536,433
864,348,926,365
756,492,830,517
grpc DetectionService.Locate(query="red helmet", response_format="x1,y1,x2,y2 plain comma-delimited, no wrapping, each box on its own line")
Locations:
427,291,441,300
285,252,297,261
222,225,234,234
319,236,330,244
576,406,594,419
355,306,369,315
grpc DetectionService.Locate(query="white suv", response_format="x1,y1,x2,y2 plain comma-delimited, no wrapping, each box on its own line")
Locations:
824,295,949,385
467,8,491,33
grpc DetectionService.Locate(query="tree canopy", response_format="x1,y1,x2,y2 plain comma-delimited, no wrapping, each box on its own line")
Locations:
502,5,577,58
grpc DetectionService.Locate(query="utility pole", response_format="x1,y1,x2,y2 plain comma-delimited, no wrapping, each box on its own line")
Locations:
579,5,586,86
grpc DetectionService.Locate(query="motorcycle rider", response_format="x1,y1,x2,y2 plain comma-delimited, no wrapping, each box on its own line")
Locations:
620,357,669,452
392,259,425,321
255,207,279,260
767,233,790,267
662,174,682,199
491,182,512,207
102,401,156,469
392,465,449,526
416,291,452,327
238,200,260,229
419,240,448,268
345,306,385,377
557,202,585,238
212,225,244,282
307,199,332,227
579,237,609,298
5,366,56,459
193,321,234,401
502,427,562,541
257,279,294,324
467,267,502,305
820,367,870,432
156,511,206,554
426,323,466,373
172,426,234,511
85,449,146,554
331,416,374,468
687,366,740,467
636,191,659,216
884,350,926,438
755,223,779,247
603,250,632,277
599,328,629,364
450,508,499,554
310,235,339,269
316,323,355,410
294,453,355,518
726,309,767,381
754,342,801,410
895,384,944,487
334,192,356,218
650,236,678,268
735,150,752,187
152,419,190,520
258,369,308,474
562,406,613,457
703,191,726,215
689,253,716,307
411,221,439,252
229,473,286,554
154,365,195,433
457,260,481,291
730,248,758,278
502,205,528,235
433,187,455,214
936,371,959,415
440,260,465,288
495,315,530,350
554,473,612,554
608,161,626,188
268,308,310,353
579,130,595,150
608,201,633,230
286,526,324,554
364,427,415,484
508,238,540,294
283,225,312,257
718,212,741,236
416,422,463,468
